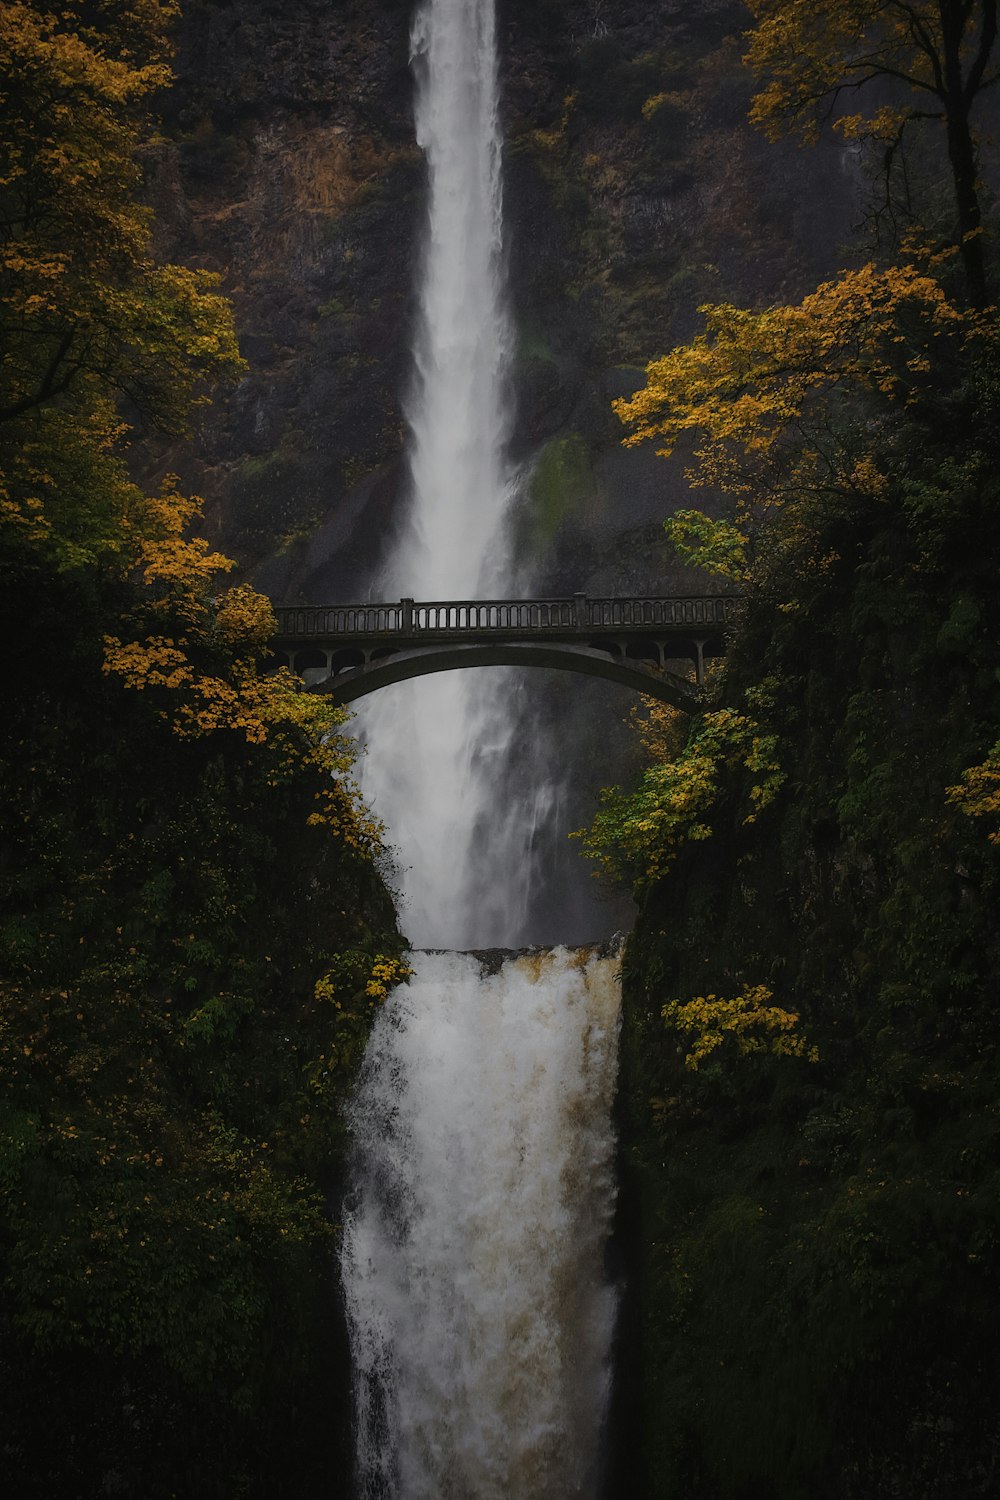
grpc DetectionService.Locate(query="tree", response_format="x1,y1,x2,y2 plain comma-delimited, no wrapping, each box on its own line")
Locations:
614,261,974,587
745,0,999,305
574,707,784,885
0,0,239,429
0,1,243,572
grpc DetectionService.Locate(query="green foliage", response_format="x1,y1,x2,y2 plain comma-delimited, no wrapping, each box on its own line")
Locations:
616,316,1000,1496
663,508,750,582
609,17,1000,1486
572,38,666,124
0,6,402,1495
527,431,594,546
0,565,404,1494
576,707,784,885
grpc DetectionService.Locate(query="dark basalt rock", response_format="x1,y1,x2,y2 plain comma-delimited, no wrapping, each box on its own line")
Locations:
145,0,858,599
416,934,625,974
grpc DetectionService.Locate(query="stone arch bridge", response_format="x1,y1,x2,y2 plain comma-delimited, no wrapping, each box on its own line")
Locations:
271,594,738,712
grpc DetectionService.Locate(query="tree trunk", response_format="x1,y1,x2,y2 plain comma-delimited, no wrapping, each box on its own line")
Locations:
947,105,989,306
939,0,992,307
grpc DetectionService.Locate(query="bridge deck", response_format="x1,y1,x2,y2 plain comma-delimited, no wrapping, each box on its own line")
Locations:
270,594,739,707
274,593,738,645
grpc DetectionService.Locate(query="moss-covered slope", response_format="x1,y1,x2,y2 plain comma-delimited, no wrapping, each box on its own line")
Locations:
616,375,1000,1497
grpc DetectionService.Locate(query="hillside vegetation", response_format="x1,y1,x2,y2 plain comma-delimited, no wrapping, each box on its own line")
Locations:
0,6,403,1493
590,3,1000,1494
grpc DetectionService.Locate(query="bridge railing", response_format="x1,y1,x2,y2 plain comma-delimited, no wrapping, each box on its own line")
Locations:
274,594,739,639
275,604,405,637
585,596,738,628
412,599,581,630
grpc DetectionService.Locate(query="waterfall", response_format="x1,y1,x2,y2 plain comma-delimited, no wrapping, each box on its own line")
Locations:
355,0,525,949
340,3,621,1495
342,950,620,1500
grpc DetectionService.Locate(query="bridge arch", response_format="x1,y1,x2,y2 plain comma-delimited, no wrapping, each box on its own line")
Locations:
307,642,701,711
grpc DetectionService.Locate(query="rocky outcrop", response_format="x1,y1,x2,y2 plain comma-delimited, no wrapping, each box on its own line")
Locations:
139,0,418,595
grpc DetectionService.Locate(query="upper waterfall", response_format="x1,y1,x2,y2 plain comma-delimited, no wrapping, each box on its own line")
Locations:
356,0,539,950
400,0,512,597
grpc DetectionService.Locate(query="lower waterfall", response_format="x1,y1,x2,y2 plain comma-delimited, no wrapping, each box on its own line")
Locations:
341,948,621,1500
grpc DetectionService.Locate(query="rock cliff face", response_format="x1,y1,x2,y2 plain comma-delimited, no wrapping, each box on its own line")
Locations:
143,0,417,595
141,0,861,941
148,0,859,600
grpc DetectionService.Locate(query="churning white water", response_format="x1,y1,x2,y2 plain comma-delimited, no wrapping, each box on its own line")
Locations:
340,2,622,1495
342,950,620,1500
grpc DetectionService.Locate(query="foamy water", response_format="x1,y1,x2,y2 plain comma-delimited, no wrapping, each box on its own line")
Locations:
342,949,621,1499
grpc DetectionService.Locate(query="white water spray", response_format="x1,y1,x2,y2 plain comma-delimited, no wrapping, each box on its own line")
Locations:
356,0,525,948
341,3,622,1494
343,950,620,1500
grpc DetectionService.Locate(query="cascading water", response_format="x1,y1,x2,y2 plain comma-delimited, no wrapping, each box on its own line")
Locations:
340,3,622,1495
354,0,525,949
342,950,620,1499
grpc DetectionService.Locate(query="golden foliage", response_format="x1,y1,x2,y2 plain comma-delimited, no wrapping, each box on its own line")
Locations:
101,486,380,855
663,984,819,1070
213,584,277,653
0,11,375,855
127,477,234,596
628,697,690,763
615,263,984,598
0,0,244,579
103,620,382,855
742,1,998,305
0,4,380,868
313,954,413,1008
615,264,966,481
0,1,243,433
947,743,1000,844
744,0,998,143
